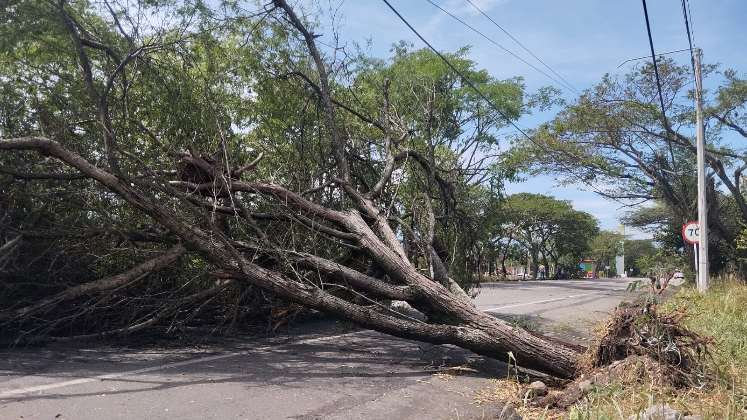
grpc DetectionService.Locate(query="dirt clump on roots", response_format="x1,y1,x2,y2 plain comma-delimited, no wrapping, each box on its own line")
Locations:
535,301,715,409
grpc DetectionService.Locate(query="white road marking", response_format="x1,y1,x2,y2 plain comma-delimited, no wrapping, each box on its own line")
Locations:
0,352,240,398
481,288,623,313
0,331,363,399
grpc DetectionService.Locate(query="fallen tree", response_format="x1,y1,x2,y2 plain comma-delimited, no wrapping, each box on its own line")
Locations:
1,0,583,377
0,134,584,377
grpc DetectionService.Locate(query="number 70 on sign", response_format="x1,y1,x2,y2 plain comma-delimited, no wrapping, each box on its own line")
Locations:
682,221,700,244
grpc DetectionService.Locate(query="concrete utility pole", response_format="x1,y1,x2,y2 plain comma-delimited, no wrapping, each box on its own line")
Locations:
694,47,709,292
617,225,625,277
619,47,710,292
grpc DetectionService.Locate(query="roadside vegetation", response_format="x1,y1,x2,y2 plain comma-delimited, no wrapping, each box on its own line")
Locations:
488,278,747,420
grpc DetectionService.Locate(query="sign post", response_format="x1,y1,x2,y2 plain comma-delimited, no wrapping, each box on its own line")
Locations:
682,222,700,288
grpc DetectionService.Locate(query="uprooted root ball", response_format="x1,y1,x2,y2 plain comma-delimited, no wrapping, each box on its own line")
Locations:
578,301,715,388
533,302,716,410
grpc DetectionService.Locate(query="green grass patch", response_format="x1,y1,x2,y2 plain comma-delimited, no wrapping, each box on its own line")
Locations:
565,279,747,420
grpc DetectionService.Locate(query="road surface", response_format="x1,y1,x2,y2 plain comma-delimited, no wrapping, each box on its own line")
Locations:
0,277,651,420
474,276,645,344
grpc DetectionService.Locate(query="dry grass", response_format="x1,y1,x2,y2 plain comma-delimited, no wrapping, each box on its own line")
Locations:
473,378,568,420
561,278,747,420
423,279,747,419
469,279,747,419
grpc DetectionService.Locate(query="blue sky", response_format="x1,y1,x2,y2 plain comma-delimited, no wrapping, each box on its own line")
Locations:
311,0,747,239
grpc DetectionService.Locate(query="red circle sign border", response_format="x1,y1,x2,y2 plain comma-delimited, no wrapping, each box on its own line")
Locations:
682,221,700,244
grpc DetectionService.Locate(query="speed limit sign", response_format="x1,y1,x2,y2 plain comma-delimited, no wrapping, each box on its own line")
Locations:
682,221,700,244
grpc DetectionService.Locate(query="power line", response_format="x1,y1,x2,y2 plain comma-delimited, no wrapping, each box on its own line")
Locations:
464,0,581,97
423,0,581,97
680,0,696,76
686,0,696,47
380,0,536,143
381,0,681,211
640,0,675,165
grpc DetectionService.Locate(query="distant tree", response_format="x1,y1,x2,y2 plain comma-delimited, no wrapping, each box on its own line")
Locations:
589,230,624,277
548,208,600,275
623,239,659,277
509,58,747,278
501,193,598,279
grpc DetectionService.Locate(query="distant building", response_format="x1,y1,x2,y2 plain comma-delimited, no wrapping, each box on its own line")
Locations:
615,255,625,277
579,260,597,278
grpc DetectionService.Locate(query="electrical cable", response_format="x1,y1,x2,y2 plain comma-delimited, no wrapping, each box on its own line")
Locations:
381,0,595,201
685,0,695,47
381,0,671,205
380,0,536,143
423,0,580,96
464,0,581,97
640,0,675,166
679,0,700,212
680,0,696,75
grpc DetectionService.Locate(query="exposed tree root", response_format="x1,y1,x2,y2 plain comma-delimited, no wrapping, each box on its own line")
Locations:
534,301,716,409
579,301,714,387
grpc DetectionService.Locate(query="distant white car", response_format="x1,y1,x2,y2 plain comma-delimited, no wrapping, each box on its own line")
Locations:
673,271,685,280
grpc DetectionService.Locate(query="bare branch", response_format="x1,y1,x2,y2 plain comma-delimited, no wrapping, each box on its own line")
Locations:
714,113,747,139
287,251,414,301
0,167,87,180
369,80,409,199
1,243,187,319
273,0,350,181
51,279,233,341
285,70,385,131
233,152,265,178
0,235,22,268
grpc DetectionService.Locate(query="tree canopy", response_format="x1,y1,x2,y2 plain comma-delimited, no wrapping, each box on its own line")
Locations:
509,58,747,276
499,193,598,279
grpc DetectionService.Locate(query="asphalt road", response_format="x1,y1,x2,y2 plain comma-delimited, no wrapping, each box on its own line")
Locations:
474,276,648,345
0,277,652,420
0,326,513,420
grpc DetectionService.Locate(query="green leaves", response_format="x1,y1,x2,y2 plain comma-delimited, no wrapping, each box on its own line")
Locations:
509,56,747,275
500,193,599,272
